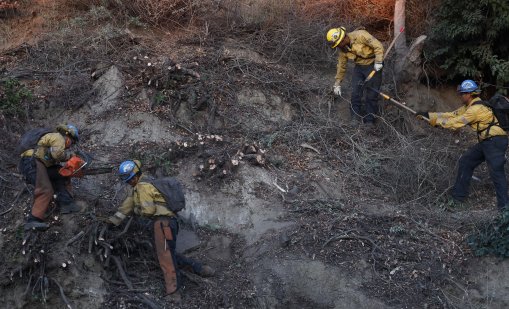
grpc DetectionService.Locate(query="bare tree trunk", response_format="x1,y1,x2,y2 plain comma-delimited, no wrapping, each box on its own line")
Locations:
394,0,408,56
392,0,429,110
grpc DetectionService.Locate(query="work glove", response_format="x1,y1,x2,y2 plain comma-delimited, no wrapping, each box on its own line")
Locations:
374,62,383,72
333,83,342,96
415,111,429,120
107,213,124,226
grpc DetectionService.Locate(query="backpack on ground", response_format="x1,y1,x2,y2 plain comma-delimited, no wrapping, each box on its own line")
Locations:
15,128,53,155
484,94,509,131
147,177,186,213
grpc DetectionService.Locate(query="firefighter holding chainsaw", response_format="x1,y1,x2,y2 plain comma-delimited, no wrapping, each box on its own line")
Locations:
18,124,81,231
416,80,509,210
107,160,214,303
326,27,384,127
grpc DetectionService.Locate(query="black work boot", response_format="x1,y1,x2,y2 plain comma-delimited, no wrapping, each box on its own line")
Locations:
60,202,81,214
24,216,49,231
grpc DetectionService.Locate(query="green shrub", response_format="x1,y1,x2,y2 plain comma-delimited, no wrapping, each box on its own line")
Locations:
467,211,509,257
0,78,32,117
427,0,509,86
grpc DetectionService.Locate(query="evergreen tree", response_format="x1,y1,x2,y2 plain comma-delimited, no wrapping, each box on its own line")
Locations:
427,0,509,87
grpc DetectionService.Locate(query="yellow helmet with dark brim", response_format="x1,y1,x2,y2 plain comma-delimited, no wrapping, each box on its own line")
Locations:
326,27,346,49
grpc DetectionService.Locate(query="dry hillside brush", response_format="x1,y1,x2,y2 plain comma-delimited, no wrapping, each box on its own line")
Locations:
61,0,440,68
1,4,462,207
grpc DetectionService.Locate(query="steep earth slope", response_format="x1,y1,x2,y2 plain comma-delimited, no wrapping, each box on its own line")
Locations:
2,2,509,309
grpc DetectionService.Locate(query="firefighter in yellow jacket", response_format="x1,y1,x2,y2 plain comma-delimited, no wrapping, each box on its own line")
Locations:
19,124,81,231
417,80,509,210
326,27,384,126
108,160,214,303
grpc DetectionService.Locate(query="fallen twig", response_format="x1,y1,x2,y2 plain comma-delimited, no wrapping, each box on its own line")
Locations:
300,143,320,154
111,256,161,309
50,277,73,309
111,217,133,242
98,225,108,241
65,231,85,247
0,206,14,216
111,255,133,289
88,223,98,254
273,181,287,193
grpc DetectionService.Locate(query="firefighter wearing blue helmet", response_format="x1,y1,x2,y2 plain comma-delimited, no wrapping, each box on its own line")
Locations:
416,80,509,210
18,123,81,231
108,160,215,303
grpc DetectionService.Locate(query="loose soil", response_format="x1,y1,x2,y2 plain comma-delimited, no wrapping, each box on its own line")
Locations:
1,2,509,309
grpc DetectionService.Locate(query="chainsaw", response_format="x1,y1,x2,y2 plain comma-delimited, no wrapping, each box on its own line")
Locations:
59,150,117,178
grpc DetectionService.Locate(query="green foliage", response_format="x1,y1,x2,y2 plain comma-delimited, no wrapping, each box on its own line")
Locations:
154,91,168,106
129,144,176,176
427,0,509,86
467,211,509,257
0,78,32,117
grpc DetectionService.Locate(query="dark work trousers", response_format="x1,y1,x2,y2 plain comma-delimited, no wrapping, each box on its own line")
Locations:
153,216,203,294
452,136,509,210
350,63,383,123
18,157,73,220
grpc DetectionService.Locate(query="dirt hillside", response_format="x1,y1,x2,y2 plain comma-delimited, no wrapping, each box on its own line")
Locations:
2,1,509,309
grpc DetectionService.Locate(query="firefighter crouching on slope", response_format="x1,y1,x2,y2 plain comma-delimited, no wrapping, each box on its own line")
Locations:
416,80,509,210
107,160,215,303
19,124,81,231
326,26,384,127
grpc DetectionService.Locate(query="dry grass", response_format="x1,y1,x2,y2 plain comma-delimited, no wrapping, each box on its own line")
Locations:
62,0,439,39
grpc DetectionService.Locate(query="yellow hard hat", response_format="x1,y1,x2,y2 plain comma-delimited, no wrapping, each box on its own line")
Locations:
326,27,346,49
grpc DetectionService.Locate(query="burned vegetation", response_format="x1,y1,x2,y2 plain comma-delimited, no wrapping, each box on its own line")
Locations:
2,1,509,309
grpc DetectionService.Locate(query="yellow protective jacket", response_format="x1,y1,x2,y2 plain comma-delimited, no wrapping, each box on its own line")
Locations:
429,97,506,141
335,30,384,83
111,175,175,225
21,133,72,167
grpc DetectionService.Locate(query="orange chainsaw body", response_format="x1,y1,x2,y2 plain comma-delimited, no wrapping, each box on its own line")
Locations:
59,156,86,178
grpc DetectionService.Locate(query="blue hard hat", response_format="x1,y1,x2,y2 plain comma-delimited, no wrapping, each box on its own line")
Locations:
118,160,141,183
457,80,480,94
66,124,79,142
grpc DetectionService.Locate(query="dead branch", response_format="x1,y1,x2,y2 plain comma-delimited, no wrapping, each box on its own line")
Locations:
110,256,161,309
0,206,13,216
88,224,98,254
111,255,133,289
98,225,108,241
65,231,85,247
111,217,134,242
49,277,73,309
300,143,320,154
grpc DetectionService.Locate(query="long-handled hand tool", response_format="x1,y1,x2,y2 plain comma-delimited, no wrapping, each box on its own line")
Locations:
359,27,405,87
367,86,430,121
